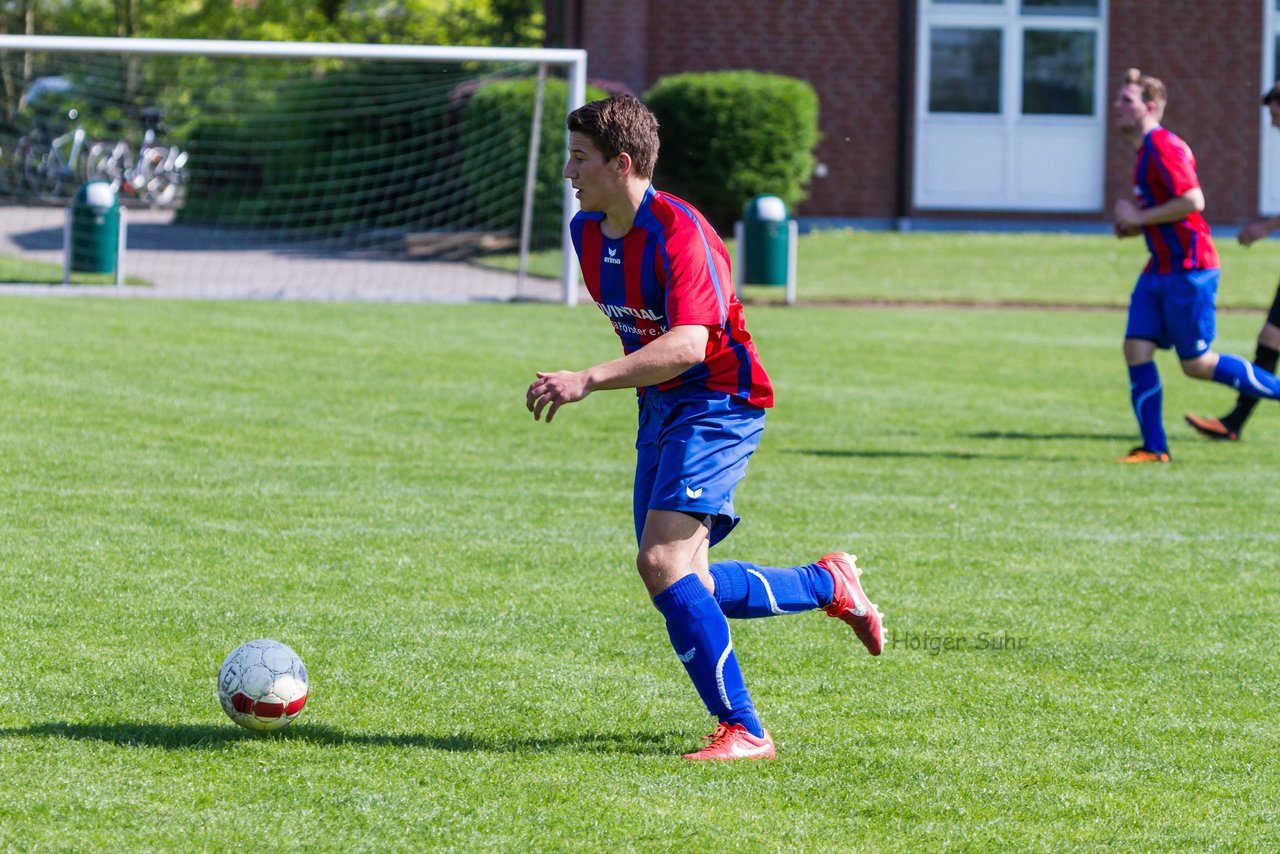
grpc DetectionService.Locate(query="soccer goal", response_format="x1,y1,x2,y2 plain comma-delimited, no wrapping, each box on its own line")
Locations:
0,35,587,304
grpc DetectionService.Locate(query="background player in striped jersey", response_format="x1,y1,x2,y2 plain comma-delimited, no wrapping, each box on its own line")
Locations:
525,94,883,761
1112,68,1280,463
1185,80,1280,442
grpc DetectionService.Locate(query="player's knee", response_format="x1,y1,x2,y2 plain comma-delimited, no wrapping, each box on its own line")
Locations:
636,547,686,599
1180,354,1215,379
1123,339,1153,365
635,547,666,582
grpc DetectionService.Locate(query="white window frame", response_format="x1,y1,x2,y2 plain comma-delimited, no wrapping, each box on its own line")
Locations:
1261,1,1280,215
914,0,1108,212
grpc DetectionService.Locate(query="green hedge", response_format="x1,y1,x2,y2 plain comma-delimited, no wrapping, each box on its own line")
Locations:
180,63,456,235
180,68,609,250
644,70,820,230
457,77,608,247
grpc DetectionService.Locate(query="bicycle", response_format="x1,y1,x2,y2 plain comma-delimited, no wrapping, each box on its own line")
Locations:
13,107,90,199
85,108,188,206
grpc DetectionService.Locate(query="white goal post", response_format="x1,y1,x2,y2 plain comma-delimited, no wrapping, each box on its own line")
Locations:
0,34,587,304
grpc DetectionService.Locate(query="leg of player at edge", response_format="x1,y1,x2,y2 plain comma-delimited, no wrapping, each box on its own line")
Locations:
1186,312,1280,442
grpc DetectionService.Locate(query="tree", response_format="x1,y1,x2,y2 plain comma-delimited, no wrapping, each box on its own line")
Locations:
11,0,544,46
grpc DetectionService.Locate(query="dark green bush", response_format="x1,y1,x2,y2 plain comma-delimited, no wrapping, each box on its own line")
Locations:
457,77,607,248
644,71,820,230
181,67,609,251
180,62,462,237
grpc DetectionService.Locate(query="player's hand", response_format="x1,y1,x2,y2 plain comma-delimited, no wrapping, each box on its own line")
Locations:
526,370,591,423
1238,221,1269,247
1113,199,1143,233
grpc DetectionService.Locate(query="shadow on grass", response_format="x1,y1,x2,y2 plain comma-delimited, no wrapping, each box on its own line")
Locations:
788,448,1026,461
0,721,680,756
789,429,1138,460
963,431,1136,441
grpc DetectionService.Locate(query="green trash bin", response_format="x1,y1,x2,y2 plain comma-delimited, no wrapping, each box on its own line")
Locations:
70,181,119,274
739,194,790,286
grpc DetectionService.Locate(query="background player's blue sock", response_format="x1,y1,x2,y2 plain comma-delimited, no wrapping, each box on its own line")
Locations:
1212,354,1280,400
709,560,835,618
653,573,763,738
1129,361,1167,452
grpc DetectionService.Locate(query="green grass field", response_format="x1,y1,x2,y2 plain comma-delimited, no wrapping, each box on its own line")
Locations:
0,252,148,286
2,233,1279,851
506,227,1280,308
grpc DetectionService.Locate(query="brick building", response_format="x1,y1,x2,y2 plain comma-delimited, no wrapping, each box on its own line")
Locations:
545,0,1280,228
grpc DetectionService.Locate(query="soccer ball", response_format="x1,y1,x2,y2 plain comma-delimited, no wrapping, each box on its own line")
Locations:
217,639,309,732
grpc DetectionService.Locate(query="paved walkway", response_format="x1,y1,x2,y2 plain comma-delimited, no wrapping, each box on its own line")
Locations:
0,203,585,304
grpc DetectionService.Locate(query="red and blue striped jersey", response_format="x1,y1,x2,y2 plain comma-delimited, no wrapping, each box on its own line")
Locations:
1131,126,1219,274
569,186,773,408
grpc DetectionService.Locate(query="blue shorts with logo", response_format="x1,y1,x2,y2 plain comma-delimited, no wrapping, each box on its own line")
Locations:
1125,268,1219,359
633,387,765,549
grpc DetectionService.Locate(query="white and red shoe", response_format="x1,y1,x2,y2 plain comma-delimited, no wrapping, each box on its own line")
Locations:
817,552,884,655
681,723,776,761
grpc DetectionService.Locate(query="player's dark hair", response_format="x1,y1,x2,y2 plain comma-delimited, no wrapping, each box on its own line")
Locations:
1123,67,1167,106
566,94,660,179
1263,80,1280,106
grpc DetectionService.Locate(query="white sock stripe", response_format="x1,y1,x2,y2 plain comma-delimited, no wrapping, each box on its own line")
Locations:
715,641,733,711
1134,381,1162,426
1236,356,1274,396
745,568,794,615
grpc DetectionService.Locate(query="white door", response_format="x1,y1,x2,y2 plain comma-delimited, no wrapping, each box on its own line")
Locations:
914,0,1107,212
1261,0,1280,215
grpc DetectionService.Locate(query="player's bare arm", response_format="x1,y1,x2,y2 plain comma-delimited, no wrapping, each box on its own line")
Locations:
526,324,710,423
1114,188,1203,232
1238,214,1280,247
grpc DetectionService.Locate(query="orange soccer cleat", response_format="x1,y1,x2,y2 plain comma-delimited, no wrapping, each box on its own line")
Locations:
681,723,776,761
1116,446,1172,463
1183,413,1239,442
817,552,884,656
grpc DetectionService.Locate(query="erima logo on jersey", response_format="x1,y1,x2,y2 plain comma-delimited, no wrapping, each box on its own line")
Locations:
604,247,622,265
677,648,696,663
596,302,664,322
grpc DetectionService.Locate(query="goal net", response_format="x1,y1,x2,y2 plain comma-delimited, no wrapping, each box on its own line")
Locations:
0,36,586,304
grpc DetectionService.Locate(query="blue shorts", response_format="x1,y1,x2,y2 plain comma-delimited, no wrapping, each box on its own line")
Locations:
1125,268,1219,359
633,387,765,549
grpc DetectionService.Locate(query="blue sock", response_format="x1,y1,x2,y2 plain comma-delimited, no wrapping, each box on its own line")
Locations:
652,573,763,738
1212,354,1280,400
709,560,835,619
1129,362,1167,452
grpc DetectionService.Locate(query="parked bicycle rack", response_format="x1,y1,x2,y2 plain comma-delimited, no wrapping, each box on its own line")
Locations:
62,181,128,287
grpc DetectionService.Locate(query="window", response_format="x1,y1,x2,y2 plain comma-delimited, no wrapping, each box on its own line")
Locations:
929,28,1002,113
1022,0,1099,14
1022,29,1095,115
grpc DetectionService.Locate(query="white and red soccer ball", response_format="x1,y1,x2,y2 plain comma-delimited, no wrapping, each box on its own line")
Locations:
217,639,308,732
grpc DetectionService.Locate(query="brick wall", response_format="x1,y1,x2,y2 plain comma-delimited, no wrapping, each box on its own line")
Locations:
551,0,905,219
548,0,1268,224
1107,0,1263,225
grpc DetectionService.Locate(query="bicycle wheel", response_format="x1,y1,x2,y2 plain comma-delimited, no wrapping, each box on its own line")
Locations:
85,140,128,190
18,139,62,198
140,172,180,206
137,146,181,206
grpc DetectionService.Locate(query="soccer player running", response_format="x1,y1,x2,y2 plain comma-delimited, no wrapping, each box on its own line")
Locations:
526,94,883,761
1185,80,1280,442
1112,68,1280,463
